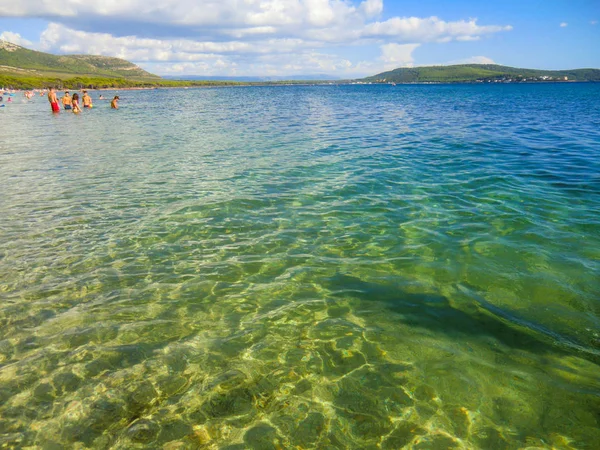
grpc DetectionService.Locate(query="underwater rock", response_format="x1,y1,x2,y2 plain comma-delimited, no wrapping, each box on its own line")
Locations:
127,419,160,443
157,419,193,443
243,423,282,450
86,399,127,433
201,388,254,419
292,378,312,396
326,304,351,319
84,358,114,377
381,422,426,449
32,382,55,403
127,381,158,415
346,412,392,440
157,374,188,397
294,412,326,447
52,371,82,394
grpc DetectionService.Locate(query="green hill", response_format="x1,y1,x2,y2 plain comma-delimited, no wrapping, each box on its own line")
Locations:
363,64,600,83
0,40,159,80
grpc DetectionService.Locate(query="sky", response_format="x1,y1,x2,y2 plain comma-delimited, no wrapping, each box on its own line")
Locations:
0,0,599,78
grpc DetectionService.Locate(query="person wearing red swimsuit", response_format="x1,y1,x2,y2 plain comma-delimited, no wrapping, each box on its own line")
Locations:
48,87,60,112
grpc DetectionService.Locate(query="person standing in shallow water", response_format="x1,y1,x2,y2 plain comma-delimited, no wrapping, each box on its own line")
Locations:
82,90,93,109
48,88,60,113
71,93,82,113
111,96,119,109
61,91,73,110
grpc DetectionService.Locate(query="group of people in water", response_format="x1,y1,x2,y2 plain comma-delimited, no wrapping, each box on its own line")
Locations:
1,87,120,112
47,87,119,113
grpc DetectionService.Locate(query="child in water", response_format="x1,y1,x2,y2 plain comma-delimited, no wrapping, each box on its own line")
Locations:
72,93,82,113
111,96,119,109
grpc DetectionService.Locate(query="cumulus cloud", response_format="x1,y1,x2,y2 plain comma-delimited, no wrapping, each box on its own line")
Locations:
379,43,420,70
39,23,319,60
1,0,513,76
0,31,33,47
560,22,568,27
0,0,383,33
362,16,511,42
360,0,383,18
1,0,511,43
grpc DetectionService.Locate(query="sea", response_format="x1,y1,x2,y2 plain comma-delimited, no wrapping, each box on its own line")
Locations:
0,83,599,449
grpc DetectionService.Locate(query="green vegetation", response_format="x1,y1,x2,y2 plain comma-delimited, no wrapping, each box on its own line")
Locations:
363,64,600,83
0,73,331,89
0,73,247,89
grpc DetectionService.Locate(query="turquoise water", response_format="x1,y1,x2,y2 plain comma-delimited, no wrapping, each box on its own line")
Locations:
0,84,599,449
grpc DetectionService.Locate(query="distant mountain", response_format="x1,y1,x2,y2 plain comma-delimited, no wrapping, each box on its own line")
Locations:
0,40,158,79
363,64,600,83
163,74,339,82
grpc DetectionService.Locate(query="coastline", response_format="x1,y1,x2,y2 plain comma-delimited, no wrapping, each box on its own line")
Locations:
3,80,593,92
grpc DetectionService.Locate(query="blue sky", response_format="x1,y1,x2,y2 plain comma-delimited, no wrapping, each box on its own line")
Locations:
0,0,598,77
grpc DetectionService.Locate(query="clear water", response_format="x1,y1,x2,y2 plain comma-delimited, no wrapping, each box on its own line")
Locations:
0,84,599,449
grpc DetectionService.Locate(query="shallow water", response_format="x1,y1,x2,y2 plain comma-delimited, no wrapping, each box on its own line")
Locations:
0,84,599,449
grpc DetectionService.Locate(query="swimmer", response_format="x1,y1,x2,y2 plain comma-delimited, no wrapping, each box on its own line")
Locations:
72,93,82,113
99,95,105,100
61,91,73,110
82,90,93,108
111,95,119,109
48,88,60,113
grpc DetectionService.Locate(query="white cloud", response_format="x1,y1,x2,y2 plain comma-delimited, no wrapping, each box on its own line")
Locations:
379,43,420,70
591,20,598,25
0,31,33,47
363,16,512,42
1,1,511,43
1,1,513,77
560,22,568,27
39,23,320,60
360,0,383,18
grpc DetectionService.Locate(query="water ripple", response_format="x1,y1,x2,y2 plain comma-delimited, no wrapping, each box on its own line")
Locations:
0,83,599,448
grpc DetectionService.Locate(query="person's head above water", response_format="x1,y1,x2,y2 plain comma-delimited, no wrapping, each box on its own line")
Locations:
72,93,79,101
